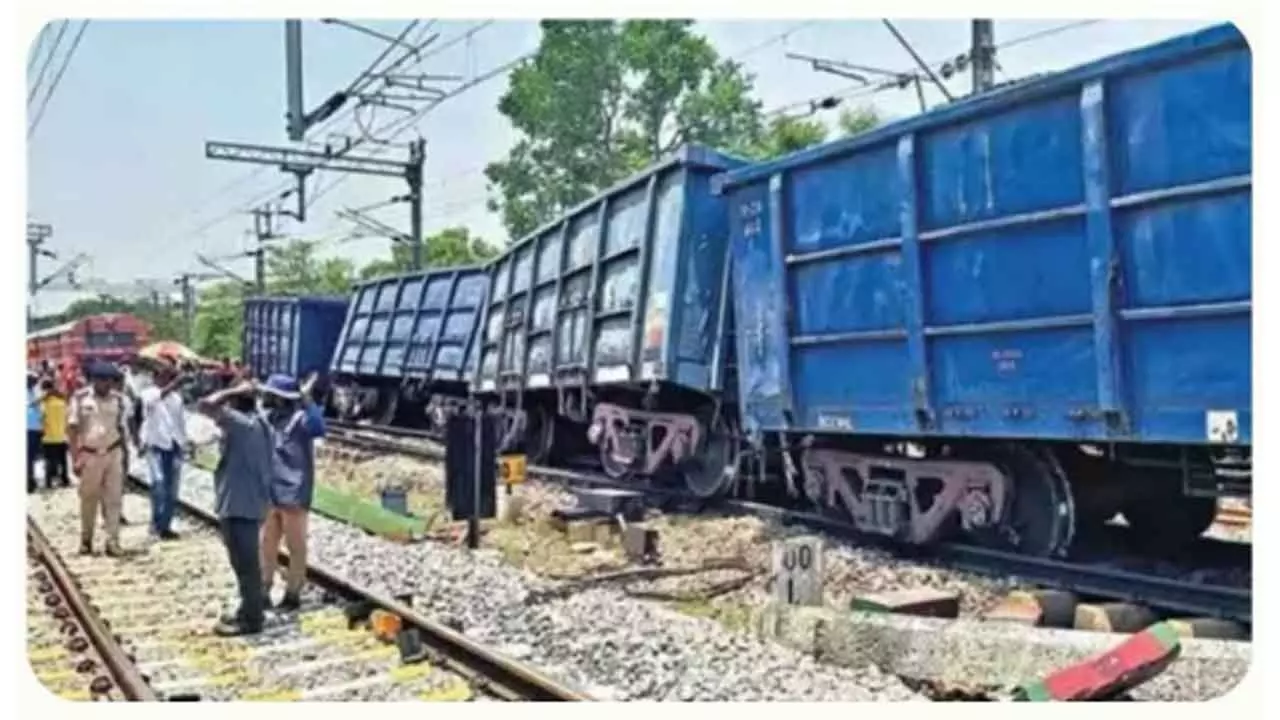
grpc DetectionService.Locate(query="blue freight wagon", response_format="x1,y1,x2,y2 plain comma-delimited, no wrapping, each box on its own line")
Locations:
472,144,746,493
328,266,489,430
242,295,351,383
715,24,1250,557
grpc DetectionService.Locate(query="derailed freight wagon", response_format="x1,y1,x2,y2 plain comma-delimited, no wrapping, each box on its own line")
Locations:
473,145,746,494
716,24,1250,557
328,267,488,431
243,296,350,386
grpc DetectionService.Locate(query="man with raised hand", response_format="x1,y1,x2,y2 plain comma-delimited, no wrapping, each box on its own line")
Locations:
195,379,272,637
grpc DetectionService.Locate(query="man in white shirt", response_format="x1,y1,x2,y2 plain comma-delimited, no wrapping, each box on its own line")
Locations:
139,358,190,540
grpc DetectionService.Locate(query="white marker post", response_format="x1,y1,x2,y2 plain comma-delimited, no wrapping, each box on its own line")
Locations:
772,536,824,606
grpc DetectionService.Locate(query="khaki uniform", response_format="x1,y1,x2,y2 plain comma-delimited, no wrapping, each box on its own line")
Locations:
69,388,127,547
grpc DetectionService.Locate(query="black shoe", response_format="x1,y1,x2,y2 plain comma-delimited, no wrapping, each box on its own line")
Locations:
119,516,130,526
159,530,180,541
277,592,302,612
79,542,94,556
213,618,263,637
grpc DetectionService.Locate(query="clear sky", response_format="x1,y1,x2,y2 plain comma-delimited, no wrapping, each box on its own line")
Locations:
26,17,1215,314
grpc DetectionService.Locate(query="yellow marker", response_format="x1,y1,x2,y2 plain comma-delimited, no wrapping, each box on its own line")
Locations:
29,646,68,663
420,680,473,702
389,663,432,683
241,689,302,702
206,670,251,687
499,453,527,486
36,669,75,684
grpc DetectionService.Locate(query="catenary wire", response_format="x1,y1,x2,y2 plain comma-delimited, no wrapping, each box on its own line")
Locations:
28,20,90,138
27,20,68,105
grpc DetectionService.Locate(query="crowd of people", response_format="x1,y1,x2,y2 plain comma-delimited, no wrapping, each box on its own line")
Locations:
26,356,327,638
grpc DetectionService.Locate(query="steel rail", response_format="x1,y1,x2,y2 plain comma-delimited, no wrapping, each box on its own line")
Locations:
121,473,588,701
321,421,1252,625
26,515,159,701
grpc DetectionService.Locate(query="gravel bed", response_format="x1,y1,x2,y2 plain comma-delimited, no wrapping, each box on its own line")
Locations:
307,442,1016,622
166,462,924,700
27,490,478,702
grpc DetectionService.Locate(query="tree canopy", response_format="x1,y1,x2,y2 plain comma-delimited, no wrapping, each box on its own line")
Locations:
485,20,884,238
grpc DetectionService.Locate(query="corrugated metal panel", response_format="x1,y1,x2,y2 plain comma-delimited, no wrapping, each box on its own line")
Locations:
243,295,350,379
330,266,489,381
473,144,746,396
724,24,1250,446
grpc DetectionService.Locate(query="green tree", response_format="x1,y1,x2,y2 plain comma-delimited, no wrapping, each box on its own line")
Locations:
747,114,829,159
358,227,501,280
192,281,245,360
265,239,357,296
837,105,883,137
486,20,768,239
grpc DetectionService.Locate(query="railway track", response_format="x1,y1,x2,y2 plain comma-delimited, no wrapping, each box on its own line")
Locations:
26,487,589,702
323,421,1252,625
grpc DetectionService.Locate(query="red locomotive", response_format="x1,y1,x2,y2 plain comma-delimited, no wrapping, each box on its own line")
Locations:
26,313,151,372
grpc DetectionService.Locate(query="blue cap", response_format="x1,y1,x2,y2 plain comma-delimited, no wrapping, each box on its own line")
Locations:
261,373,301,399
87,361,121,380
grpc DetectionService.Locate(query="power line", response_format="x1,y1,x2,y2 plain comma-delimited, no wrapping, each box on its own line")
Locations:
27,25,51,74
27,20,68,105
768,19,1107,118
28,20,90,138
174,21,496,251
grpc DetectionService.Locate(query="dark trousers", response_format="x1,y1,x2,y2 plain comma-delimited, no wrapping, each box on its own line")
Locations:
147,446,181,534
27,431,41,492
219,517,265,629
42,442,68,487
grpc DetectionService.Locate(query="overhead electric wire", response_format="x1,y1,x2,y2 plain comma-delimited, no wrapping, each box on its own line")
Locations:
767,19,1109,118
176,21,497,253
27,20,68,105
28,20,90,138
28,25,51,74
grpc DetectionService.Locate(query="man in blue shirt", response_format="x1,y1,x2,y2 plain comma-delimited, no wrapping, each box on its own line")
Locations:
258,373,325,612
195,380,272,636
27,372,44,493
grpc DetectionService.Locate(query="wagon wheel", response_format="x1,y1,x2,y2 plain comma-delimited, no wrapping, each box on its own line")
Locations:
680,423,740,499
523,407,556,466
977,445,1077,558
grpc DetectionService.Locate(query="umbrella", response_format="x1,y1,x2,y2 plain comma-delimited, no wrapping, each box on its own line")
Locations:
138,341,200,364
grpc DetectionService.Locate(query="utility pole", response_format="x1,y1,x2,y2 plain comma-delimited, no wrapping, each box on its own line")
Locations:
26,222,54,325
971,20,996,94
408,138,425,270
174,274,196,344
250,206,279,294
205,139,429,270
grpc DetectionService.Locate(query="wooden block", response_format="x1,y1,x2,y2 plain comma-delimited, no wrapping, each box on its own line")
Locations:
566,519,613,544
986,590,1078,628
1014,622,1181,701
1166,618,1249,641
852,589,959,618
1074,602,1156,633
622,526,659,563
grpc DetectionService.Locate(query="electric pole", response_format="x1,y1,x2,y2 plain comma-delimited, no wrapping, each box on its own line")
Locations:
26,222,54,325
250,206,279,294
408,138,425,270
971,20,996,94
174,274,196,344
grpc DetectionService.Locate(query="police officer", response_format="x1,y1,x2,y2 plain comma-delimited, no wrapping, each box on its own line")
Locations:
67,361,130,556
